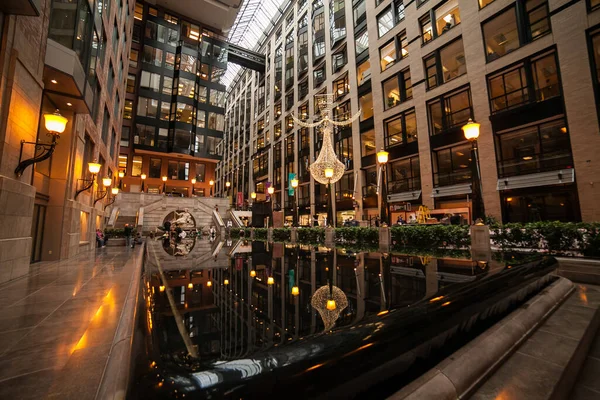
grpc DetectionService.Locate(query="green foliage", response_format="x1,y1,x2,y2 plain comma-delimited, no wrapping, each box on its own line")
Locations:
297,227,325,243
390,225,471,248
492,221,600,255
230,228,250,239
273,228,292,242
104,228,136,238
335,227,379,245
254,228,268,240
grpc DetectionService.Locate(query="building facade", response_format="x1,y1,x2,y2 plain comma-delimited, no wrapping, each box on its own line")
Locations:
117,1,228,198
216,0,600,226
0,0,135,282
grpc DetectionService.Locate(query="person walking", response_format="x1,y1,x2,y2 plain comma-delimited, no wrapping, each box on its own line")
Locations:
124,224,133,248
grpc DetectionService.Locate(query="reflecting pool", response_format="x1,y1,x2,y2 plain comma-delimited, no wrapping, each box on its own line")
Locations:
131,239,557,399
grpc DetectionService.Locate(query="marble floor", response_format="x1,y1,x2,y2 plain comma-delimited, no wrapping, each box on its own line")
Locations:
0,246,139,400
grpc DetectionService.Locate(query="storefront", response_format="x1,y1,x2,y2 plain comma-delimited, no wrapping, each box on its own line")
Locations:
389,202,420,225
337,209,356,225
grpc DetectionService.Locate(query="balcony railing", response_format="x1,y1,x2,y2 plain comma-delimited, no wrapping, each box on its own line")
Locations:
497,151,573,178
388,177,421,194
433,169,472,187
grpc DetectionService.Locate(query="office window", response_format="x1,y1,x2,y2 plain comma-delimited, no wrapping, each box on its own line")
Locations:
298,31,309,74
313,63,326,87
359,92,373,121
299,12,309,29
590,0,600,10
101,107,110,144
208,113,224,131
212,66,225,83
390,156,420,193
149,158,162,178
424,38,466,89
158,128,168,149
129,49,139,69
121,126,130,147
480,0,495,8
175,103,193,124
299,79,309,99
162,76,173,95
353,0,366,26
487,50,559,113
164,13,178,25
355,29,368,55
137,97,157,117
196,84,207,103
332,47,347,73
380,40,397,71
357,59,371,86
210,89,225,107
197,110,206,128
134,2,143,20
118,154,127,175
378,7,394,37
165,52,175,69
398,31,408,59
330,0,346,44
433,143,472,187
159,102,170,121
136,124,155,146
313,12,326,58
142,45,162,66
428,86,472,135
148,6,157,16
361,129,376,157
177,77,195,98
195,164,206,182
382,68,412,110
333,74,349,100
140,71,160,92
495,118,572,178
483,0,550,62
173,129,192,151
168,161,190,180
384,109,417,147
132,156,142,177
122,99,132,120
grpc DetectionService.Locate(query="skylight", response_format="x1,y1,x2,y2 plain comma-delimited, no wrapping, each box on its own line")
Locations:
221,0,290,88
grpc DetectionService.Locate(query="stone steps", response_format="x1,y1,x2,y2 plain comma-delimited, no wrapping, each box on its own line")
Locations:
557,258,600,285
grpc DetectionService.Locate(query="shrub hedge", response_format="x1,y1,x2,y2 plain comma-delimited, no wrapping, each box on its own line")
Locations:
297,227,325,243
273,228,292,242
334,227,379,246
391,225,471,248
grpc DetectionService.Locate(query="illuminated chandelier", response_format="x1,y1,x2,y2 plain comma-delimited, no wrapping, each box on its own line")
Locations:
311,284,348,331
292,94,361,185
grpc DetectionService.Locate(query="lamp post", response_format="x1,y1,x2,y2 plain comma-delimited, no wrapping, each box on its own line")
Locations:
118,171,125,189
15,110,66,177
94,177,113,206
209,179,214,197
377,149,389,226
191,177,196,197
250,191,256,207
325,168,334,227
104,187,119,210
291,178,299,227
462,118,485,224
140,173,146,192
268,186,275,227
75,161,102,199
162,176,167,194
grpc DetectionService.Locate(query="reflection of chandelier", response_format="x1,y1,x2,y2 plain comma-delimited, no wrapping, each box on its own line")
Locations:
311,284,348,331
292,94,361,185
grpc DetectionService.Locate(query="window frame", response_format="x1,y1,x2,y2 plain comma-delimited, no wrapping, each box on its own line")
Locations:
384,108,418,148
427,85,473,136
423,36,466,90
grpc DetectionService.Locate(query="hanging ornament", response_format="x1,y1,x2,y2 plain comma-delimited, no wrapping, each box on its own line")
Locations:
311,284,348,331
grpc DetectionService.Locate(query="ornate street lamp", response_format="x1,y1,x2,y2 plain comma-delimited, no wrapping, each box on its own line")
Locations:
162,176,167,194
291,177,299,227
377,149,389,226
209,179,214,197
140,173,146,192
104,187,120,210
15,110,67,177
250,269,256,278
268,185,275,226
93,176,113,206
75,161,102,199
267,276,275,285
118,170,125,189
191,177,196,196
462,118,485,224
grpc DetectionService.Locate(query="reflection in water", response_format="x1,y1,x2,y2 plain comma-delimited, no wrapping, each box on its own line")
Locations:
135,240,556,399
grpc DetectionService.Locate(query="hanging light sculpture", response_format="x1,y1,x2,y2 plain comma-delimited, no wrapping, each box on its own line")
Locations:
311,284,348,331
291,93,361,186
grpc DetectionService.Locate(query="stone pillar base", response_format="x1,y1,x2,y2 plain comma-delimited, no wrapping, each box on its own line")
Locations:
291,227,297,243
471,225,491,253
250,228,255,240
268,227,273,242
379,227,391,253
325,227,334,247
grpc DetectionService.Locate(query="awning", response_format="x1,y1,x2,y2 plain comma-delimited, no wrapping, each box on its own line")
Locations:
431,183,472,198
497,169,575,191
388,190,421,203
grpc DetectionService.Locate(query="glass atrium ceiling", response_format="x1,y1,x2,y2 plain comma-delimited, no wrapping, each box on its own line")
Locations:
221,0,290,88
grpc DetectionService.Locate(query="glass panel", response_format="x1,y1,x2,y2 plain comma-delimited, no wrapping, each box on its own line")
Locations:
405,111,417,143
483,8,520,61
359,92,373,121
428,99,443,135
378,7,394,37
383,77,400,110
421,16,433,43
435,0,461,36
386,116,403,146
440,39,466,83
526,0,550,40
380,41,397,71
132,156,142,177
361,130,375,157
355,30,369,55
357,59,371,85
149,158,162,178
532,53,560,101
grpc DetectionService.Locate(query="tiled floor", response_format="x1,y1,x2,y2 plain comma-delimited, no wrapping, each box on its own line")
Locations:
0,246,138,399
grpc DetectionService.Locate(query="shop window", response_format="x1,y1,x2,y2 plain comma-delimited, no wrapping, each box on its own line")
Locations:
357,59,371,86
423,38,466,90
483,0,550,62
495,118,572,178
428,86,472,135
384,109,417,147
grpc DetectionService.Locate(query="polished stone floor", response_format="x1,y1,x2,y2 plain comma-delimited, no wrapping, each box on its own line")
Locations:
0,246,138,400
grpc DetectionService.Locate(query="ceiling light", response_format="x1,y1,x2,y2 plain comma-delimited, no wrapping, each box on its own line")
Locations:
51,79,58,84
66,102,72,106
383,55,395,63
523,156,533,160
